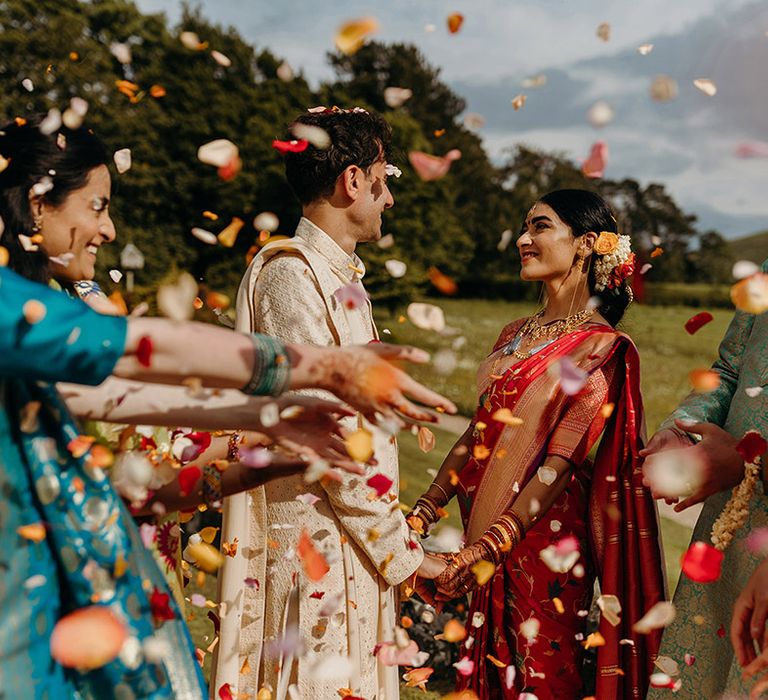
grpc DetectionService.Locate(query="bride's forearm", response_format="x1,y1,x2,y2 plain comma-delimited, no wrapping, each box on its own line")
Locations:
424,424,475,504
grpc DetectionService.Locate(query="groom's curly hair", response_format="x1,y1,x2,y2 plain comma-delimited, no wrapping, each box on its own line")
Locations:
282,109,392,205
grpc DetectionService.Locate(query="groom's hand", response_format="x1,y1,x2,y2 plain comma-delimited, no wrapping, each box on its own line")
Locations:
668,420,744,512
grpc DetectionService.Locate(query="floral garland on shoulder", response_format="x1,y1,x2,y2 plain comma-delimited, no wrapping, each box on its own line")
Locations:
593,231,635,292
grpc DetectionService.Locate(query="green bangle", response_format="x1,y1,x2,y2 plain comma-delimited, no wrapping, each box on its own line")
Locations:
241,333,291,397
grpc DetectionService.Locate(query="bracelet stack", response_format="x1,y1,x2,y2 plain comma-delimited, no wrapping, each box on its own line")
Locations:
478,510,526,565
202,463,224,509
241,333,291,397
406,494,442,536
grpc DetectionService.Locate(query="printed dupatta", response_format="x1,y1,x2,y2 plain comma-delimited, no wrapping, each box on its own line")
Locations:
465,323,664,698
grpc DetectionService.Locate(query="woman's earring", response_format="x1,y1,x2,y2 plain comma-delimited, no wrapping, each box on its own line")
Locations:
31,203,43,234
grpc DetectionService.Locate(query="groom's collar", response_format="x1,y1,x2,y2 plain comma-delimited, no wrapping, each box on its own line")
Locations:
295,217,366,282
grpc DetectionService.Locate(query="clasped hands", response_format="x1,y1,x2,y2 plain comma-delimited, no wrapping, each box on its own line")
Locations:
641,419,744,511
414,543,491,606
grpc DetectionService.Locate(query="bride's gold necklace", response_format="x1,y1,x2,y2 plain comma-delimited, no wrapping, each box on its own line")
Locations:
495,307,595,368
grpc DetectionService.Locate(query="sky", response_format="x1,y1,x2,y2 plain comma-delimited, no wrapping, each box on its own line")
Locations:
135,0,768,239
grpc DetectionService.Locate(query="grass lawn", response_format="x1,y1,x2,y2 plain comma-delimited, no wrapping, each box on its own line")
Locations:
188,298,729,697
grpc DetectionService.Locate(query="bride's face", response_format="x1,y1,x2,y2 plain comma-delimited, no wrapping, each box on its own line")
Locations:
516,202,580,282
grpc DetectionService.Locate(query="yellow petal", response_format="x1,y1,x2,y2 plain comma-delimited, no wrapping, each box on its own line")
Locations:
17,523,46,542
583,631,606,648
417,426,436,453
186,542,225,573
345,428,374,462
199,526,219,544
217,217,244,248
470,559,496,586
334,17,379,55
492,408,523,426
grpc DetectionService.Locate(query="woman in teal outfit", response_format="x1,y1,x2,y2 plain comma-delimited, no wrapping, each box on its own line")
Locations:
643,260,768,698
0,118,456,696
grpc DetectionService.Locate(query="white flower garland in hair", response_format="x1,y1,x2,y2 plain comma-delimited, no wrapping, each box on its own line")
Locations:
593,232,633,291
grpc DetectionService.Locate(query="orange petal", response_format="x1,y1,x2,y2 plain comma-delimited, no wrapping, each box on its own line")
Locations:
335,17,379,55
17,523,46,542
50,606,128,669
689,369,720,393
217,217,244,247
417,426,436,453
447,13,464,33
297,529,330,582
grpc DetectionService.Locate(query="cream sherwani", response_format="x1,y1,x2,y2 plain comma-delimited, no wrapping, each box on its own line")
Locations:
212,218,423,700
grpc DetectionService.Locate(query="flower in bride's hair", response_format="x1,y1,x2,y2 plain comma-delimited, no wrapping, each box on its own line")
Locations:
594,231,619,255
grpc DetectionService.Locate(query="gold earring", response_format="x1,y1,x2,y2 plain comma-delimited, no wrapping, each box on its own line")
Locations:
31,203,43,234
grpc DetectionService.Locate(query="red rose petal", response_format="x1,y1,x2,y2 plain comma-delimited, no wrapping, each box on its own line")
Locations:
150,587,176,623
737,431,767,463
684,312,714,335
681,541,723,583
136,335,153,367
717,624,726,638
309,590,326,599
178,465,201,496
218,683,234,700
272,139,309,154
367,473,394,497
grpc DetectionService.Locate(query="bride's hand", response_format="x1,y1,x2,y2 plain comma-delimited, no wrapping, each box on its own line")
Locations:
435,543,490,599
416,552,449,580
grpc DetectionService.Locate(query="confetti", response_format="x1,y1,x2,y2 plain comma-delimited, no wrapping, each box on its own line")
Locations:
367,472,394,497
736,431,767,463
211,50,231,67
385,259,407,278
587,100,614,128
650,75,679,102
346,428,374,462
22,299,46,324
109,269,123,283
417,426,436,453
180,31,207,50
440,619,467,642
178,465,201,496
377,233,395,249
453,656,474,676
583,631,606,648
403,667,433,690
684,312,713,335
632,601,676,633
637,43,654,55
557,356,589,395
428,266,458,295
276,61,294,81
198,139,239,169
447,13,464,34
109,42,132,64
291,123,331,150
733,260,760,279
158,272,198,321
186,541,225,572
511,94,526,111
21,78,33,92
334,282,368,310
217,217,244,248
539,537,580,573
596,22,610,41
730,273,768,313
746,386,764,398
519,617,540,644
522,74,547,88
297,529,330,581
334,17,379,55
191,227,218,245
597,594,622,626
113,148,131,174
537,466,557,486
582,141,608,178
254,211,279,232
689,368,720,392
491,408,523,427
471,559,496,585
408,149,461,181
150,85,166,98
693,78,717,96
497,229,513,251
407,302,446,332
50,606,128,670
642,448,702,500
383,87,413,108
463,113,486,130
17,522,46,542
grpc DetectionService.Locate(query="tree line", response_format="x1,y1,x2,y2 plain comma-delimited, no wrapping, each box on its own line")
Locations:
0,0,735,309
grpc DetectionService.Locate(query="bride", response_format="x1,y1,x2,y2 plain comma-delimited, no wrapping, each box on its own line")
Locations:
409,189,665,699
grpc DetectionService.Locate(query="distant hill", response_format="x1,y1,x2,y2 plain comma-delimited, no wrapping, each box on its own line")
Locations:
728,230,768,265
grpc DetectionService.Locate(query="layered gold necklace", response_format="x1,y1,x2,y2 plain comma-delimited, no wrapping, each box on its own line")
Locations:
505,307,595,361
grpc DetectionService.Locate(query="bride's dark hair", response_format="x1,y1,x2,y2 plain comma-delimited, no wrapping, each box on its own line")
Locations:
0,114,109,284
539,189,631,327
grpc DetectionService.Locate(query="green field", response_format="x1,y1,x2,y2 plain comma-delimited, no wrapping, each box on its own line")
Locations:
189,298,732,698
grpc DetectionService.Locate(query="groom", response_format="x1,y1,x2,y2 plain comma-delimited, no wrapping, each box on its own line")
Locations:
213,108,442,699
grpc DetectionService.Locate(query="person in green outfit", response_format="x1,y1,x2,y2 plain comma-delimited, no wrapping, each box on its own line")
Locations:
642,259,768,698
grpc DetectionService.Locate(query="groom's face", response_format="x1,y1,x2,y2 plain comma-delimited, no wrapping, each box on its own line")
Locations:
354,159,394,243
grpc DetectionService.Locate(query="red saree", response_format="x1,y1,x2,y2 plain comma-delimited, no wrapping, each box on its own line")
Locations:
455,321,664,699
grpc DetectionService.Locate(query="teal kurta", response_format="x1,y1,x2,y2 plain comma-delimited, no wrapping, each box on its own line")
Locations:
648,261,768,699
0,267,207,699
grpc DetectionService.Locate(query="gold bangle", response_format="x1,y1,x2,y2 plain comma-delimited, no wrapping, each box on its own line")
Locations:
489,523,513,552
478,536,500,564
430,482,450,505
497,516,521,548
503,510,526,539
486,527,506,551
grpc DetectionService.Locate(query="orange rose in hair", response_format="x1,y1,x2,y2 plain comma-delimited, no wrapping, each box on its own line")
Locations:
594,231,619,255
